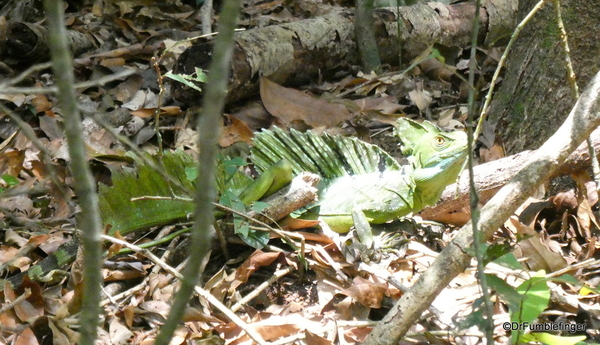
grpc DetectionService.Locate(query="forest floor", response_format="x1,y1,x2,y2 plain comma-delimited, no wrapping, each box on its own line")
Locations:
0,1,598,344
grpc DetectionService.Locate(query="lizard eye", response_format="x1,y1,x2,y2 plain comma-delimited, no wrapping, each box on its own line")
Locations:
434,136,446,147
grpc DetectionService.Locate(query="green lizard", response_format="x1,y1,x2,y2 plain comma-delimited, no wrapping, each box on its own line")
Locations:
1,118,467,289
250,118,468,234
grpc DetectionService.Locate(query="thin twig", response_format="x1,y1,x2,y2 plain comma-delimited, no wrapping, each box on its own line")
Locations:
0,69,137,94
230,264,296,313
100,234,268,345
0,61,52,87
100,228,186,307
0,288,31,314
154,0,244,342
465,0,494,342
43,1,104,343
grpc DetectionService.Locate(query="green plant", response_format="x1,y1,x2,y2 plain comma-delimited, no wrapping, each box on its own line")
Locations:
164,67,207,93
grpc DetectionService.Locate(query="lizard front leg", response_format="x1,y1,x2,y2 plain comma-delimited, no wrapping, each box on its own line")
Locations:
344,206,408,263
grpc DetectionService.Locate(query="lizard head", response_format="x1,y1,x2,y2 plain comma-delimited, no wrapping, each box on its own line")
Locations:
395,118,468,209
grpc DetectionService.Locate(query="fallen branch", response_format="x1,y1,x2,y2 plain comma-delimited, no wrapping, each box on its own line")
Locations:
363,71,600,344
251,172,320,224
0,21,94,64
422,129,600,221
173,0,517,105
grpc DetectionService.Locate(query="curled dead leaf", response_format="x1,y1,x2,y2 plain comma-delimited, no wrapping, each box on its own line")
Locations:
260,77,351,128
220,115,254,147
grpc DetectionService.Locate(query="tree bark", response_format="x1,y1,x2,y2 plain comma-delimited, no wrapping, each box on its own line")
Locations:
489,0,600,154
0,21,95,65
355,0,382,74
173,0,517,106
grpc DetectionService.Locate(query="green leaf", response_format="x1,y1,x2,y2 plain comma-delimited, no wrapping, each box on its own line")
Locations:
185,167,198,181
484,241,519,266
225,156,247,168
251,201,270,213
164,71,203,93
219,190,232,208
231,196,246,220
548,274,585,287
194,67,207,82
514,273,550,324
238,228,270,249
519,332,586,345
510,272,551,344
490,251,522,270
236,221,249,237
486,273,524,311
1,174,19,186
454,297,487,329
220,189,270,249
223,156,247,177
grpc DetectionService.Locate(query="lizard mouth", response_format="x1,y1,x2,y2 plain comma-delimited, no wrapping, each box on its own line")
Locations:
422,147,467,170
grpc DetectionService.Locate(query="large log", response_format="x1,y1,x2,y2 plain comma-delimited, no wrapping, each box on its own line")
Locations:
173,0,517,106
0,21,94,65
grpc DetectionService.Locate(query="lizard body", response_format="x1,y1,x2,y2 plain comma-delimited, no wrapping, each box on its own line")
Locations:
2,118,467,289
251,118,468,233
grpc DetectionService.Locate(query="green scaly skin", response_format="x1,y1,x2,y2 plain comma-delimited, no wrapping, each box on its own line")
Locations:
396,119,468,212
250,118,468,233
1,161,293,291
2,119,467,290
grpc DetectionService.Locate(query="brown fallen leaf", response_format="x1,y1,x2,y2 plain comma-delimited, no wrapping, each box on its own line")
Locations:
507,217,568,272
260,77,351,128
345,276,386,308
130,106,181,118
233,250,284,287
32,92,52,114
220,114,254,147
0,149,25,176
230,101,273,130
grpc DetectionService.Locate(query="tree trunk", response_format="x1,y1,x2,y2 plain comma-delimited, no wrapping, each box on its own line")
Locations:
489,0,600,154
173,0,516,106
